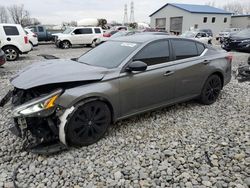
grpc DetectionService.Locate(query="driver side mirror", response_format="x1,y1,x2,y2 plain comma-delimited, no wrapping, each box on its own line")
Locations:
196,35,201,38
71,32,75,35
126,61,147,72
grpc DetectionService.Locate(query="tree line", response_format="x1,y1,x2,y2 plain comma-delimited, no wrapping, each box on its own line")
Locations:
0,4,40,26
206,1,250,15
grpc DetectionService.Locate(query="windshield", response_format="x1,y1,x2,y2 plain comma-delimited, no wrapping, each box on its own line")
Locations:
78,41,140,68
181,31,196,38
234,29,250,38
63,28,73,34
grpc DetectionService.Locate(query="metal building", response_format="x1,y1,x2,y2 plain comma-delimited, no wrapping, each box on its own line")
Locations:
231,15,250,29
150,3,231,35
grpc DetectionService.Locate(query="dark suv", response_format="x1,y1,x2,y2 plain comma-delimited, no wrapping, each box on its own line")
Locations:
222,29,250,53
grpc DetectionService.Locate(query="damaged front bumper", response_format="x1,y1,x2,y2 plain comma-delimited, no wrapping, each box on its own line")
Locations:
1,89,68,155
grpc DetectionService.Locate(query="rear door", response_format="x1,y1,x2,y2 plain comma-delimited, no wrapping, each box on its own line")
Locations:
170,39,208,99
119,40,176,116
80,28,94,44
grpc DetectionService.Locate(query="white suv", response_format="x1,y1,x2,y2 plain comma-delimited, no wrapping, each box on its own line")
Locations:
0,24,32,61
55,27,103,49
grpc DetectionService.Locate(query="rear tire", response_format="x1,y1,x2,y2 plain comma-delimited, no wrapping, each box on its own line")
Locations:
199,75,222,105
66,101,111,146
2,46,19,61
91,40,97,48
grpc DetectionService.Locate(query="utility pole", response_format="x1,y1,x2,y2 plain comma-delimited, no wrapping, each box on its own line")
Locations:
123,4,128,25
129,1,135,23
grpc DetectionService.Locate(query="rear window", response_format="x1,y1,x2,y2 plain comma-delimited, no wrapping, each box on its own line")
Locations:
94,28,101,34
38,26,44,32
3,26,19,36
172,39,198,60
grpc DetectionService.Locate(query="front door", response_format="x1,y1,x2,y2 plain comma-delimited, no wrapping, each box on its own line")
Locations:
119,40,176,117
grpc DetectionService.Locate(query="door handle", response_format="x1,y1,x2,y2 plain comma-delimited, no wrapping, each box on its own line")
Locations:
203,60,210,65
164,71,175,76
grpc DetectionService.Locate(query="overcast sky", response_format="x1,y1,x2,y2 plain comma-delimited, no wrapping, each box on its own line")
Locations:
0,0,248,24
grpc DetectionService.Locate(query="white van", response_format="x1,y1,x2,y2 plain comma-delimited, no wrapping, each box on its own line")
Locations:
55,27,103,49
0,24,32,61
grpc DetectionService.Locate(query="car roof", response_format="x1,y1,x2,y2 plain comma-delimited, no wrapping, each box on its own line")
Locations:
0,23,22,27
111,34,174,43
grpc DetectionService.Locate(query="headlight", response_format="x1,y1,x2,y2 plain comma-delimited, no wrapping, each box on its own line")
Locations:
13,89,63,117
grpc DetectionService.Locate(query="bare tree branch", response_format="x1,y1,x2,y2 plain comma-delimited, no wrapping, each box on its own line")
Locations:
7,4,30,26
0,6,9,23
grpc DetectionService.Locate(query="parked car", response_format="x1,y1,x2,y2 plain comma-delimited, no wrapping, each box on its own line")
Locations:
217,28,241,43
137,31,169,35
1,35,232,154
24,28,38,47
27,25,54,42
199,29,213,37
95,30,118,44
55,27,103,49
181,31,212,44
97,31,139,44
0,49,6,66
0,24,32,61
221,29,250,53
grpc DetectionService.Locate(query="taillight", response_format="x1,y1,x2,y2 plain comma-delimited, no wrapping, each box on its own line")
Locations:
24,36,28,44
103,33,111,37
226,53,233,63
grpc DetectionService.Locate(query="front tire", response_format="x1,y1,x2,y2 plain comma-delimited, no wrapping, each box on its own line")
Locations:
3,46,19,61
199,75,222,105
66,101,111,146
61,40,71,49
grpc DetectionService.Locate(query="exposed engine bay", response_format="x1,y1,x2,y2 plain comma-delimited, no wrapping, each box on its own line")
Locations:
0,82,89,155
5,86,67,154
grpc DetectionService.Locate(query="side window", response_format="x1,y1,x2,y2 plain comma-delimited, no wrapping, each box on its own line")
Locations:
134,40,170,66
74,29,82,35
38,26,44,32
212,17,216,23
203,17,207,23
196,33,202,37
172,39,198,60
201,33,207,37
94,28,101,34
3,26,19,36
80,28,93,34
196,43,205,55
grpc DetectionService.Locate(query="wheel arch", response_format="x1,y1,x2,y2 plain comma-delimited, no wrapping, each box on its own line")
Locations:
59,96,115,146
2,45,21,54
70,96,115,123
210,71,224,88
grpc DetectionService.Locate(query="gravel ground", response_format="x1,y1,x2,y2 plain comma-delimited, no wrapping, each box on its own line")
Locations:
0,44,249,188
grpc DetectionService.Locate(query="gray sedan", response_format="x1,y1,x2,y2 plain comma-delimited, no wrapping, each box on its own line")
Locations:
1,35,232,154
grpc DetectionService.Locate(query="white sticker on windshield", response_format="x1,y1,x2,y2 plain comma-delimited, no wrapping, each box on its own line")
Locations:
121,43,137,47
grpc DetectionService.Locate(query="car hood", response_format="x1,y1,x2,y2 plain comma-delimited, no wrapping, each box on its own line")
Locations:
230,36,250,41
11,59,107,89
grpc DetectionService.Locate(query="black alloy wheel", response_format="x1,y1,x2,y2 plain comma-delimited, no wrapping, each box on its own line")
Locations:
199,75,222,105
66,101,111,146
